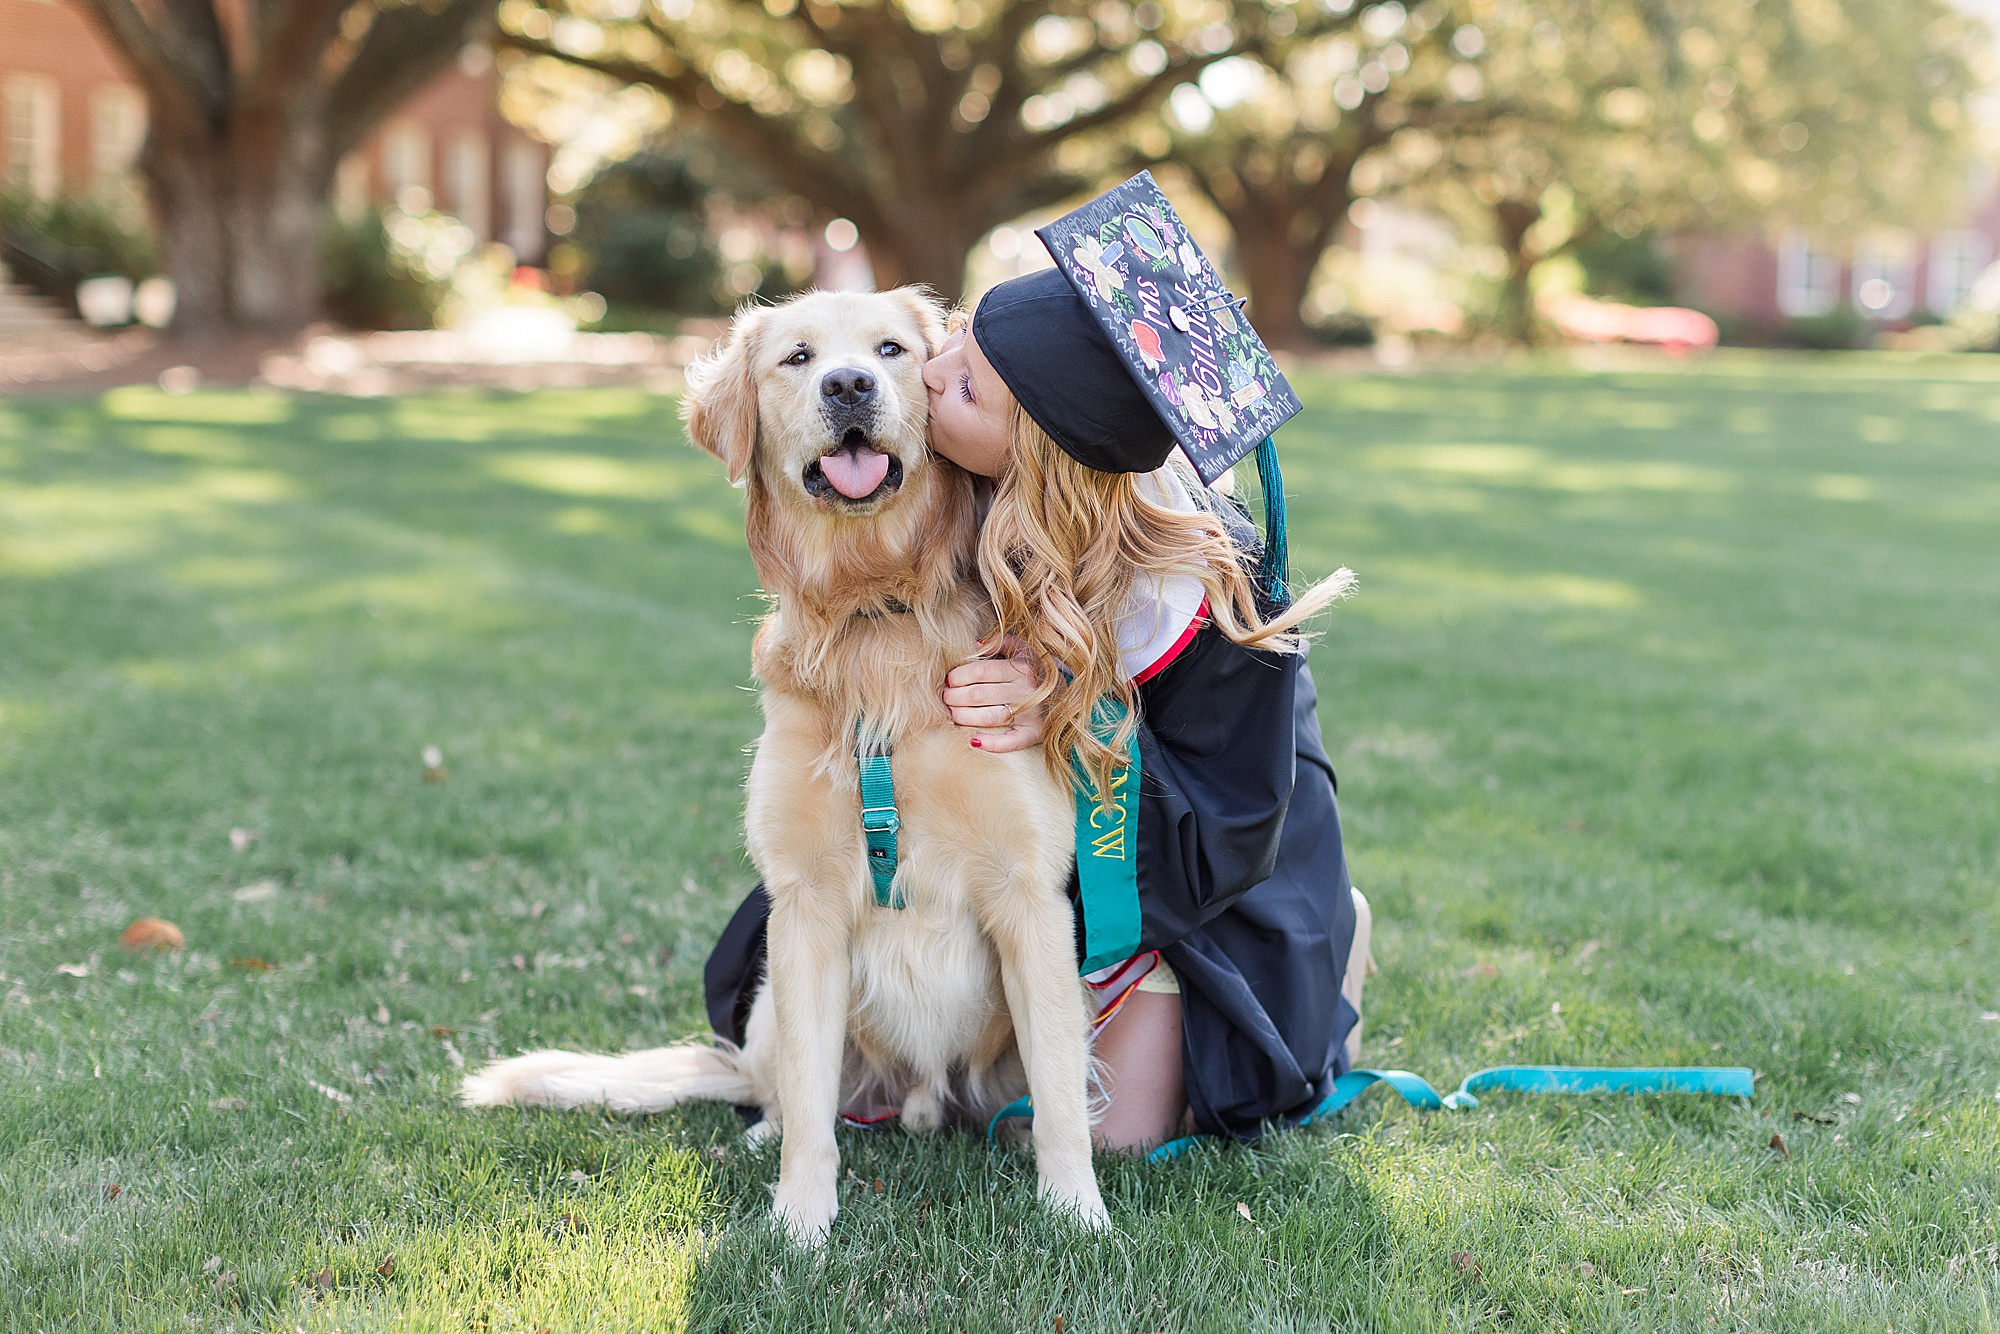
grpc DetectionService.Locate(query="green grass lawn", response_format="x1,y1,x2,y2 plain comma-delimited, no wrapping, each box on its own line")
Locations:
2,355,1997,1333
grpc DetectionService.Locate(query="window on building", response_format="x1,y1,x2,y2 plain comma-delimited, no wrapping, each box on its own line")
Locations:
444,130,490,241
4,76,61,200
381,122,432,211
1776,231,1840,318
334,152,373,223
502,139,546,262
1851,233,1917,320
89,85,145,192
1926,230,1993,316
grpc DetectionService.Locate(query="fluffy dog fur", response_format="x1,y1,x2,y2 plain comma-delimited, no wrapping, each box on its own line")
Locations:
462,289,1106,1243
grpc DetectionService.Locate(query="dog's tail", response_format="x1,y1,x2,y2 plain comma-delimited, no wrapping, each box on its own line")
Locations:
459,1042,755,1114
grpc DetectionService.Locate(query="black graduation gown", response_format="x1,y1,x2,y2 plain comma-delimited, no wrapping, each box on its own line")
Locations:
702,622,1358,1143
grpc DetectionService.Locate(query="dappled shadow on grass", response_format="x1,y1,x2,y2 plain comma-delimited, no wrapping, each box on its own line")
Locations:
3,365,1999,1330
676,1116,1394,1332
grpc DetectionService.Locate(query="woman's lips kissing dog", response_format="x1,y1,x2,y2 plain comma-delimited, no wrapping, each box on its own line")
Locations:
805,430,902,501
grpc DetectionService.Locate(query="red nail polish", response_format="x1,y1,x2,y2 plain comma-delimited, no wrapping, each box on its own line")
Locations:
970,737,982,748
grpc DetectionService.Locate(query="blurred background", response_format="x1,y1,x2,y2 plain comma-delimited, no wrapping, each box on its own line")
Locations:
1,0,1997,384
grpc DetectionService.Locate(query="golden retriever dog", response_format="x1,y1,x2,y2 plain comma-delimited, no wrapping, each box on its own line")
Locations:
462,289,1106,1243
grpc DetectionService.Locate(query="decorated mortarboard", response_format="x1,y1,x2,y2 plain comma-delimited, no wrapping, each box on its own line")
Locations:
1030,170,1303,488
971,171,1300,601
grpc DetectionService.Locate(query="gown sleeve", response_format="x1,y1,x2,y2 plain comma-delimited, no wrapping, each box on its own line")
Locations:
1124,621,1301,952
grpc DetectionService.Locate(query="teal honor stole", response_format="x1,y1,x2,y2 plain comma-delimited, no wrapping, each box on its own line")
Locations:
1074,700,1143,973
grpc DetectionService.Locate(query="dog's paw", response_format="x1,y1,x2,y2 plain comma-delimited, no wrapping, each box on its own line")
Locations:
772,1189,838,1246
899,1087,944,1136
1038,1177,1111,1231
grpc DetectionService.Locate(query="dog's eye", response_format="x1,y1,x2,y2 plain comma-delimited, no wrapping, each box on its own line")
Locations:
783,347,811,367
877,340,904,358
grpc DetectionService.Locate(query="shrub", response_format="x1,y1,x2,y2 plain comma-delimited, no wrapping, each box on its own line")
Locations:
320,208,464,330
569,148,726,314
0,190,156,311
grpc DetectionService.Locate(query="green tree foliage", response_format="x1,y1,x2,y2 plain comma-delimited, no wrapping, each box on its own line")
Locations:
1380,0,1985,336
503,0,1273,299
1133,0,1480,349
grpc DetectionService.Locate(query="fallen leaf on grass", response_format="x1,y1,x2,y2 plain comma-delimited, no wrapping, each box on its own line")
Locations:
101,1183,122,1201
376,1254,395,1278
56,962,90,978
429,1025,454,1038
314,1267,335,1292
1792,1111,1835,1126
212,1097,246,1111
232,880,278,903
1461,963,1499,980
1235,1201,1255,1224
310,1080,352,1104
204,1257,222,1275
120,919,184,952
1577,1262,1595,1278
1449,1251,1482,1278
872,1177,885,1194
229,958,274,971
1841,1092,1861,1104
1768,1133,1789,1160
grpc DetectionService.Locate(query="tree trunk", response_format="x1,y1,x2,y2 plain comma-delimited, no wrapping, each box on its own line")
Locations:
1492,196,1542,346
144,103,331,339
866,204,984,305
1223,200,1329,354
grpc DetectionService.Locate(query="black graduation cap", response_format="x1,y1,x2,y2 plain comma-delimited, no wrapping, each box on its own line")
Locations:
971,171,1302,600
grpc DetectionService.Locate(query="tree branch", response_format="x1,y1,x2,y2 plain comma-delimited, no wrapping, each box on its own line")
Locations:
71,0,229,132
329,0,498,154
498,34,874,221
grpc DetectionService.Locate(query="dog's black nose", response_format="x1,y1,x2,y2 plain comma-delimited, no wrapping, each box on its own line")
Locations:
820,368,877,406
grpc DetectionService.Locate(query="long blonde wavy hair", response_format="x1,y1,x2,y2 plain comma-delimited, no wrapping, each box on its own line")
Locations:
980,402,1356,804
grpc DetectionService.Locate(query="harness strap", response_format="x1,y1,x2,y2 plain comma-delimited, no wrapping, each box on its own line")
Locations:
856,733,902,909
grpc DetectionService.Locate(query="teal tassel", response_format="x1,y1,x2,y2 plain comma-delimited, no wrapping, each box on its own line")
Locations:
1254,437,1288,605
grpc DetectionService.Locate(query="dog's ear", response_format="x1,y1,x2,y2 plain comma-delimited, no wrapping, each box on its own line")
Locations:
886,285,948,359
681,307,761,487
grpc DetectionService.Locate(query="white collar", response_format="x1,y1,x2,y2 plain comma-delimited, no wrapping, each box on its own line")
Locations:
1116,467,1207,682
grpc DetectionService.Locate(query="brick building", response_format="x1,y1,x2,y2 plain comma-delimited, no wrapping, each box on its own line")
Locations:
1,0,548,261
1668,169,2000,334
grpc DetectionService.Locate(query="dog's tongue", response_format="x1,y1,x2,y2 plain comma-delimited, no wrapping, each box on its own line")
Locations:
821,446,889,499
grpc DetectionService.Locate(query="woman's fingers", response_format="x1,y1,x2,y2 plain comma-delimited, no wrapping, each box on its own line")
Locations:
948,704,1019,728
950,640,1044,752
971,722,1042,754
942,680,1033,709
945,657,1034,689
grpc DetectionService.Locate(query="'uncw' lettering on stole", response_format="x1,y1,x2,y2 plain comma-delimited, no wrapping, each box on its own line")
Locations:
1086,765,1131,859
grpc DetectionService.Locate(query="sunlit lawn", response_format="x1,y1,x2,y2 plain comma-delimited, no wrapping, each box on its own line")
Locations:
2,355,1997,1332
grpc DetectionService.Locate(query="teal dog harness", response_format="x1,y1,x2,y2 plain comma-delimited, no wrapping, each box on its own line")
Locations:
853,706,1144,975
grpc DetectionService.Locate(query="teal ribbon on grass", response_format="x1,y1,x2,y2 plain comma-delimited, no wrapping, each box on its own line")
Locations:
1140,1064,1756,1160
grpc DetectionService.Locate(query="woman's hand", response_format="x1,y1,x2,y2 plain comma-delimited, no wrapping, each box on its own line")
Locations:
944,636,1045,754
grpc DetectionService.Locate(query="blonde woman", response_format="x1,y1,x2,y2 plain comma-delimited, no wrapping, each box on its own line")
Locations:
707,176,1372,1150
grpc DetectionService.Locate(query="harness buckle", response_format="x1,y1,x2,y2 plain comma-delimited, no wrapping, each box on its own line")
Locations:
859,804,900,833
